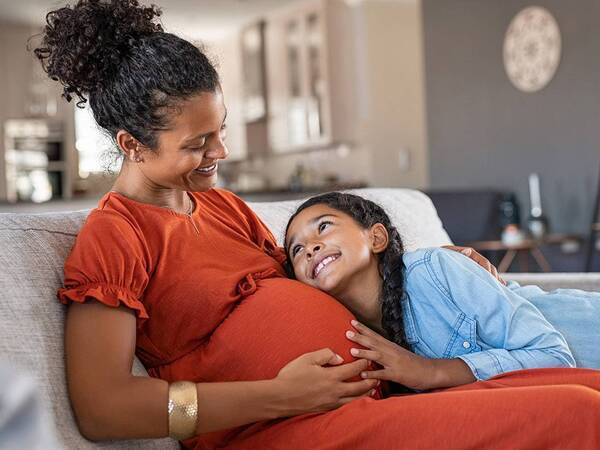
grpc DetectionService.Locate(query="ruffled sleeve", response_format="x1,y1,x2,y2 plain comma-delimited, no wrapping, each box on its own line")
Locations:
57,210,151,325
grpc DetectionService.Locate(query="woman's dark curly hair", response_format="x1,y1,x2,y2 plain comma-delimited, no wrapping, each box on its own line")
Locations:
31,0,220,154
284,192,408,349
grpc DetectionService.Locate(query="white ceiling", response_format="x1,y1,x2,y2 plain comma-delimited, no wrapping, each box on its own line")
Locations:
0,0,303,40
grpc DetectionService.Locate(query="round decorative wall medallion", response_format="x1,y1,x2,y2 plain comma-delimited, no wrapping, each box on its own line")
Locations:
503,6,561,93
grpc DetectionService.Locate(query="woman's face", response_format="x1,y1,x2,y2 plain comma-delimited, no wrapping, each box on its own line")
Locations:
285,204,378,297
138,89,229,193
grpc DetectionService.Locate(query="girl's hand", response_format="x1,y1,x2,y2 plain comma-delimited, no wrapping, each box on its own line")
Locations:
346,321,476,390
444,245,507,285
274,348,379,416
345,321,435,390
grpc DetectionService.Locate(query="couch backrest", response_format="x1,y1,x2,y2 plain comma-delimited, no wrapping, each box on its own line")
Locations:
0,188,450,449
250,188,452,250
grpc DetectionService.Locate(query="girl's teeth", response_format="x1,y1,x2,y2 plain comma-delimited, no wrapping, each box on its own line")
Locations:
314,255,338,278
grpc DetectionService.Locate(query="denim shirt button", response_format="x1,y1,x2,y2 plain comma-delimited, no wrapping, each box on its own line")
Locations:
462,341,471,349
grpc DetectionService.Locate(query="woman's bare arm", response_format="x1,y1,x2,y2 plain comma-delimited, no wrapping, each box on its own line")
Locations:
66,302,377,441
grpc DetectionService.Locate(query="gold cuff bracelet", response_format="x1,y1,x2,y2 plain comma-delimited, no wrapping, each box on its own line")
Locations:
168,381,198,440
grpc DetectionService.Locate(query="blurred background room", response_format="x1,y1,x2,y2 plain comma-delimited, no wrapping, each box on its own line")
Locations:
0,0,599,272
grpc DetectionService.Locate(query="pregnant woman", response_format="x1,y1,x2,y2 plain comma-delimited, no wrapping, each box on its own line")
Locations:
37,1,600,449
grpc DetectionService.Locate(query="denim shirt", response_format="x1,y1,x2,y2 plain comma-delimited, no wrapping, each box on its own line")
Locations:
401,248,575,380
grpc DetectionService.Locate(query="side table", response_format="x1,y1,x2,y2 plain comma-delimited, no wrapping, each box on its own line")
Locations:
467,234,582,272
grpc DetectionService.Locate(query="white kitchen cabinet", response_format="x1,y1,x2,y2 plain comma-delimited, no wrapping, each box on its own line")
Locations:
265,0,356,153
4,119,73,202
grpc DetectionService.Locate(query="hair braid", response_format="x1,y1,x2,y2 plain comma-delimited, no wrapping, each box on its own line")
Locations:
379,225,408,349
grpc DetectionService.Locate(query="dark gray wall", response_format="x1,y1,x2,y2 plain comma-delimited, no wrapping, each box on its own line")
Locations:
423,0,600,233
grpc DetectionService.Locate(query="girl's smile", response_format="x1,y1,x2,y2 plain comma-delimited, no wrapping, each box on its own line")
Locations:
311,253,341,279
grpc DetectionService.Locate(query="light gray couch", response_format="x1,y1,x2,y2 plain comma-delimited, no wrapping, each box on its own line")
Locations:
1,188,599,449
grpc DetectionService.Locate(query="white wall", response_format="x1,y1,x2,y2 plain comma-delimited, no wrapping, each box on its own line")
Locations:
358,0,429,189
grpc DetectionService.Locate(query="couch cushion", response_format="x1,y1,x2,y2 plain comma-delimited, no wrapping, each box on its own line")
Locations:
504,273,600,293
0,211,180,450
0,188,450,449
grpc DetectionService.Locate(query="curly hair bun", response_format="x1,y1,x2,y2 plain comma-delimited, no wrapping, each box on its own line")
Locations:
33,0,163,102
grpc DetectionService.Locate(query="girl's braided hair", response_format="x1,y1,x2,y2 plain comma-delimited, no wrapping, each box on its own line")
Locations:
285,192,408,349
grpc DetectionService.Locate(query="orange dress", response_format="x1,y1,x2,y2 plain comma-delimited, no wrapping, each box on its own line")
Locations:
59,189,600,449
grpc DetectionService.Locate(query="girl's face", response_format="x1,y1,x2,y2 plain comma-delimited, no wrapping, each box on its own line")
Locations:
135,89,229,193
285,204,380,297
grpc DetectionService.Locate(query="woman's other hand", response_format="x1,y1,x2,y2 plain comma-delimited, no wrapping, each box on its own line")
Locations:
444,245,507,285
345,321,475,390
274,348,379,416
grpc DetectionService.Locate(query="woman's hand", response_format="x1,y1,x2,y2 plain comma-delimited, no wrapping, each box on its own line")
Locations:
274,348,379,416
345,321,476,390
444,245,507,285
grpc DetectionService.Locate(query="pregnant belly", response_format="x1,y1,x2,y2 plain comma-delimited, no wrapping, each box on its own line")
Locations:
191,278,361,383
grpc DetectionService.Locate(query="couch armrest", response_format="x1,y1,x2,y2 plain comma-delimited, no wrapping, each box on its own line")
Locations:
503,273,600,292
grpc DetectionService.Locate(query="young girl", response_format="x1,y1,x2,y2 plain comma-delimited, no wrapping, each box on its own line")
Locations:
285,192,600,390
